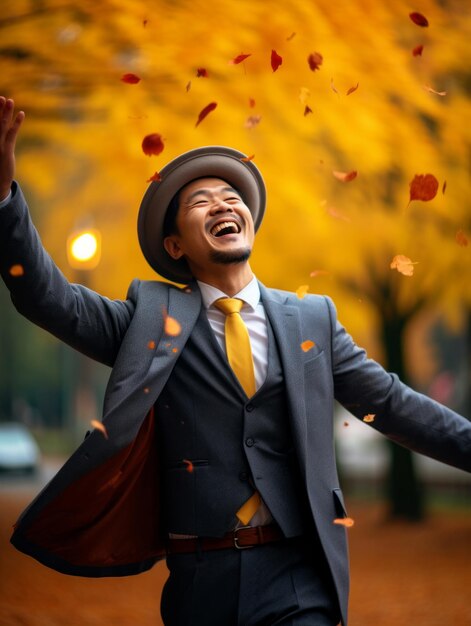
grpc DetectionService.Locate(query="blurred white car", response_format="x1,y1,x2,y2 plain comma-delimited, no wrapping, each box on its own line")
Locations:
0,422,41,474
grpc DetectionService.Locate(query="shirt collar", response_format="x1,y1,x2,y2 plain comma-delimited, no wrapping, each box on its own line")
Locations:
197,276,260,312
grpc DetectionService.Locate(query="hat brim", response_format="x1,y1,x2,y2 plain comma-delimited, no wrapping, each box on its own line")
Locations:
137,146,266,283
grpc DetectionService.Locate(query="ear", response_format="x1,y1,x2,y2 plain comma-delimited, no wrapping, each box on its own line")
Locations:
163,235,185,260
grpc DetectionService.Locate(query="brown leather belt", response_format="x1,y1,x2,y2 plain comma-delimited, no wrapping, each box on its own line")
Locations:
166,524,284,555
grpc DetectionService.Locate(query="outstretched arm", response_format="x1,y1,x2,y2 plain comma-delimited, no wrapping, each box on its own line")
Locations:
0,97,135,365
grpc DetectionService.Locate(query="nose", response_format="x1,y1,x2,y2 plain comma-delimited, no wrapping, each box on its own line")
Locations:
210,198,234,215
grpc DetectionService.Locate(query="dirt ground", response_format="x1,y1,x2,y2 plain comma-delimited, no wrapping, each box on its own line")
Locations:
0,490,469,626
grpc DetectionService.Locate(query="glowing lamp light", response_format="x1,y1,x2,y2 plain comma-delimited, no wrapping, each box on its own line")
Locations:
67,229,101,270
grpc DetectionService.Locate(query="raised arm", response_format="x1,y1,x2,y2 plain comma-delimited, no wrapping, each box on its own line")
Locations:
0,97,135,366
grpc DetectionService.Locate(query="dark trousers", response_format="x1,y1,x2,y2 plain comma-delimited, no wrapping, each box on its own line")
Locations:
161,536,340,626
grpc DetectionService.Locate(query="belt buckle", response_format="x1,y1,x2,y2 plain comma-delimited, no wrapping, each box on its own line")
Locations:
233,526,255,550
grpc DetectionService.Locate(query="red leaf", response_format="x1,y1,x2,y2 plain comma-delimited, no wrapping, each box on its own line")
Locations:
455,229,468,247
412,44,424,57
9,264,24,277
147,340,156,350
304,105,313,116
182,459,194,473
196,68,208,77
409,12,429,27
195,102,217,127
301,340,315,352
240,154,255,162
409,173,439,203
121,73,141,84
142,133,165,156
230,53,251,65
249,97,256,108
271,49,283,72
146,171,161,183
346,83,359,96
307,52,323,71
333,170,357,182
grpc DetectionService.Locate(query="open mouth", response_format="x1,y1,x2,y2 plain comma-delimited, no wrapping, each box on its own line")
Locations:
210,220,241,237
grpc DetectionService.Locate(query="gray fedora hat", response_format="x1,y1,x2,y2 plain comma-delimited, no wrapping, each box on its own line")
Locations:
137,146,266,283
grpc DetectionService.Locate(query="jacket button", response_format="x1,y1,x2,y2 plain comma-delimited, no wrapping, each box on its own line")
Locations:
246,403,254,412
245,437,255,447
239,471,249,481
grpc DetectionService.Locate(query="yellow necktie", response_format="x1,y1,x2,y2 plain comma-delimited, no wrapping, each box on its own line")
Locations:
214,297,261,524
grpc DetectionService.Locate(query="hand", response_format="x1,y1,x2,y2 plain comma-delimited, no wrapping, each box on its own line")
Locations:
0,97,25,200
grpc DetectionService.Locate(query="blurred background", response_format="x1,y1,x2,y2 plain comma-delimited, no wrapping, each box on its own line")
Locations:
0,0,470,624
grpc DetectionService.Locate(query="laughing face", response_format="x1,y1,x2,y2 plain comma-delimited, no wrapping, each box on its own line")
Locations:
163,177,255,281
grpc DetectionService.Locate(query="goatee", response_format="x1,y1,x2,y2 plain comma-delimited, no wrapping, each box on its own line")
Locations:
210,247,251,265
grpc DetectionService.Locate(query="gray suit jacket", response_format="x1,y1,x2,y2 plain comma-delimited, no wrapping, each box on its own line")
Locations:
2,183,470,626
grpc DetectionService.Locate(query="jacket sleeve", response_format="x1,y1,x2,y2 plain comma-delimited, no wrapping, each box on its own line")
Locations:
325,296,471,473
0,182,136,367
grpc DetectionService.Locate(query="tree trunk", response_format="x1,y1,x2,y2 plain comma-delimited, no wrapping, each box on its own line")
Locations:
381,315,425,521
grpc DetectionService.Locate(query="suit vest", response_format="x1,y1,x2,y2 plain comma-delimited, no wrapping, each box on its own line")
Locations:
155,306,311,537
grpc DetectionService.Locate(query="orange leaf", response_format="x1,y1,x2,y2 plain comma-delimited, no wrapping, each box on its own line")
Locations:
424,85,447,96
195,102,217,127
165,315,182,337
409,12,429,27
182,459,194,473
146,171,161,183
147,340,156,349
121,73,141,84
9,264,24,277
172,347,179,353
240,154,255,162
346,83,359,96
249,98,256,108
330,78,339,95
363,414,376,423
307,52,323,71
296,285,309,299
271,49,283,72
299,87,311,105
301,340,315,352
244,115,262,129
230,53,251,64
196,68,208,77
326,206,351,222
310,269,330,278
455,229,469,247
91,420,108,439
333,170,357,182
390,255,417,276
142,133,165,156
186,81,192,92
304,105,313,116
333,517,355,528
286,32,296,41
442,180,447,194
409,173,439,204
412,44,424,57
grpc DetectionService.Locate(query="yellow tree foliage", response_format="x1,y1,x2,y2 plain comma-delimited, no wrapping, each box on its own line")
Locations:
1,0,470,345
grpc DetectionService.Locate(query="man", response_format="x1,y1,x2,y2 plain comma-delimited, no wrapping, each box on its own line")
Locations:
1,96,470,626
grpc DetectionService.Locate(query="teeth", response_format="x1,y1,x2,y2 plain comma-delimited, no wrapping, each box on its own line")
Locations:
210,221,239,236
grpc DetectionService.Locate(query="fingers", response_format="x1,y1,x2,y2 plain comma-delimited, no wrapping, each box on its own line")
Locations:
0,97,25,145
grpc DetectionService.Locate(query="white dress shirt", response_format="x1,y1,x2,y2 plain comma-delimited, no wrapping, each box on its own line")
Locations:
0,190,12,207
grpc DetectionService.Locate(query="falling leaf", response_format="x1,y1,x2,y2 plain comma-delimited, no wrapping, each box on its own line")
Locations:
230,53,251,64
310,269,330,278
147,340,156,349
172,347,179,353
304,105,313,116
333,170,357,182
121,73,141,84
249,98,256,108
196,68,208,77
363,414,376,423
182,459,194,473
271,49,283,72
412,44,424,57
240,154,255,162
307,52,323,71
442,180,447,194
330,78,339,95
142,133,165,156
186,81,192,92
390,255,417,276
409,12,429,27
456,229,469,247
333,517,355,528
409,173,439,204
164,313,182,337
143,387,150,394
346,83,359,96
146,171,161,183
9,264,24,277
423,85,447,96
91,420,108,439
327,206,351,222
195,102,217,127
299,87,311,105
343,422,349,427
286,32,296,41
301,340,315,352
143,19,148,27
296,285,309,299
244,115,262,129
